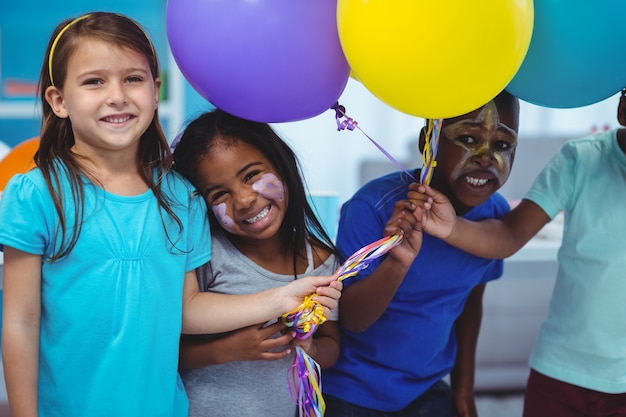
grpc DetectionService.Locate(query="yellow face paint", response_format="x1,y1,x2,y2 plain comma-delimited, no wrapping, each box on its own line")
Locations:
442,101,517,186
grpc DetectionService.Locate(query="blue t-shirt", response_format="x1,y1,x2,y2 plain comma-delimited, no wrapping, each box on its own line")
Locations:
525,130,626,393
323,171,509,412
0,166,212,417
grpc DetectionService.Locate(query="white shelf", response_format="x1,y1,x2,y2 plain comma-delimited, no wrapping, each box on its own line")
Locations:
0,101,39,118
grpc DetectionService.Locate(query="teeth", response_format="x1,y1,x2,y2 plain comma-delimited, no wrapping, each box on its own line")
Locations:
104,115,131,123
465,176,488,186
244,206,269,224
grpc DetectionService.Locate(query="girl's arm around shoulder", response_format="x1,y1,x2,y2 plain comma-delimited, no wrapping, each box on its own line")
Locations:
2,246,42,417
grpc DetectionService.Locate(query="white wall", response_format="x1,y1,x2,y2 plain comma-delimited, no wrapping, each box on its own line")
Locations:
272,78,425,205
273,79,621,205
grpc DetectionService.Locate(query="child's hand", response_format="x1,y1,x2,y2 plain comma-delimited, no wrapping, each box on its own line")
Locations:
290,331,314,355
281,275,341,317
314,279,342,318
383,199,423,267
407,182,456,238
219,321,295,362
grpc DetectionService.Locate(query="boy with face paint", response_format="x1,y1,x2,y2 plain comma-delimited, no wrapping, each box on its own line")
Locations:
323,91,519,417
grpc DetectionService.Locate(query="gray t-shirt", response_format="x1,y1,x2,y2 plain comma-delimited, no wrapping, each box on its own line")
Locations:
181,230,339,417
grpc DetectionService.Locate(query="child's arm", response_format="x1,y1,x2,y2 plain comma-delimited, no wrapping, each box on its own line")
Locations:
2,246,41,417
450,284,485,417
179,321,294,370
292,320,340,369
409,184,551,258
181,272,341,335
339,200,423,333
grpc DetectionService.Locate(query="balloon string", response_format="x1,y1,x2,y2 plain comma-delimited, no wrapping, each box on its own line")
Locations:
419,118,442,186
331,102,442,186
332,103,416,180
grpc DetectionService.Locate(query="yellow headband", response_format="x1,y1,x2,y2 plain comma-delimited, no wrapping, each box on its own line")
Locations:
48,14,91,86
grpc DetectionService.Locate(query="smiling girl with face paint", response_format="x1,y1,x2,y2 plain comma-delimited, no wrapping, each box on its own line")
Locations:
172,109,342,417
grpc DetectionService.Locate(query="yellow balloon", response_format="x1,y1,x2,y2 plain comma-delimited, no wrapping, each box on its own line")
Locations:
337,0,533,119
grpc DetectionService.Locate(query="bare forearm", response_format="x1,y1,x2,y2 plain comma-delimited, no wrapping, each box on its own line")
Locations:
2,248,41,417
182,290,284,335
451,285,484,393
179,337,231,370
447,200,550,259
3,324,39,417
307,322,340,369
339,257,409,333
447,218,519,259
309,335,340,369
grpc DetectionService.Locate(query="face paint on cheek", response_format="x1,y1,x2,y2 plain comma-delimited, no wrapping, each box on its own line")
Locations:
212,202,236,233
252,173,285,202
443,101,511,180
492,153,513,184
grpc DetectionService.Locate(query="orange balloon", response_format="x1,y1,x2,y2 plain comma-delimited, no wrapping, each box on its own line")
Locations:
0,137,39,191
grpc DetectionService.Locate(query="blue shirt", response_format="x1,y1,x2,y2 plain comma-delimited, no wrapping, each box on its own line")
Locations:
0,166,212,416
323,171,509,412
525,130,626,393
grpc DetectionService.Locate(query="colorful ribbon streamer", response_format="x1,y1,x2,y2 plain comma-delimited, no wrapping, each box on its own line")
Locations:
419,118,442,186
288,346,325,417
335,233,404,282
282,234,403,417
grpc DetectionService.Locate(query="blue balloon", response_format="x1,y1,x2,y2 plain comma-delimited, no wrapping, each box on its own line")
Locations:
506,0,626,108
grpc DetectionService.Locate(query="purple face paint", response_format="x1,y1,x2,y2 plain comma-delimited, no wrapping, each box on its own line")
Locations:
252,173,285,202
212,202,236,233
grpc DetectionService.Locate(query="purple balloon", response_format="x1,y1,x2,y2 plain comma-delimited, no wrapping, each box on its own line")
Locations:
166,0,350,123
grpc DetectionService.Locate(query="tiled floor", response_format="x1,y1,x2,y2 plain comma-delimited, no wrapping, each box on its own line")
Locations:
476,392,525,417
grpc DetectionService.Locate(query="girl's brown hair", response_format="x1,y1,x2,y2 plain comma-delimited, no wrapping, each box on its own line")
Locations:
37,12,181,261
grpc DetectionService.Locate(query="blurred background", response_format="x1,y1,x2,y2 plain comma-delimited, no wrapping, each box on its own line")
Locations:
0,1,622,416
